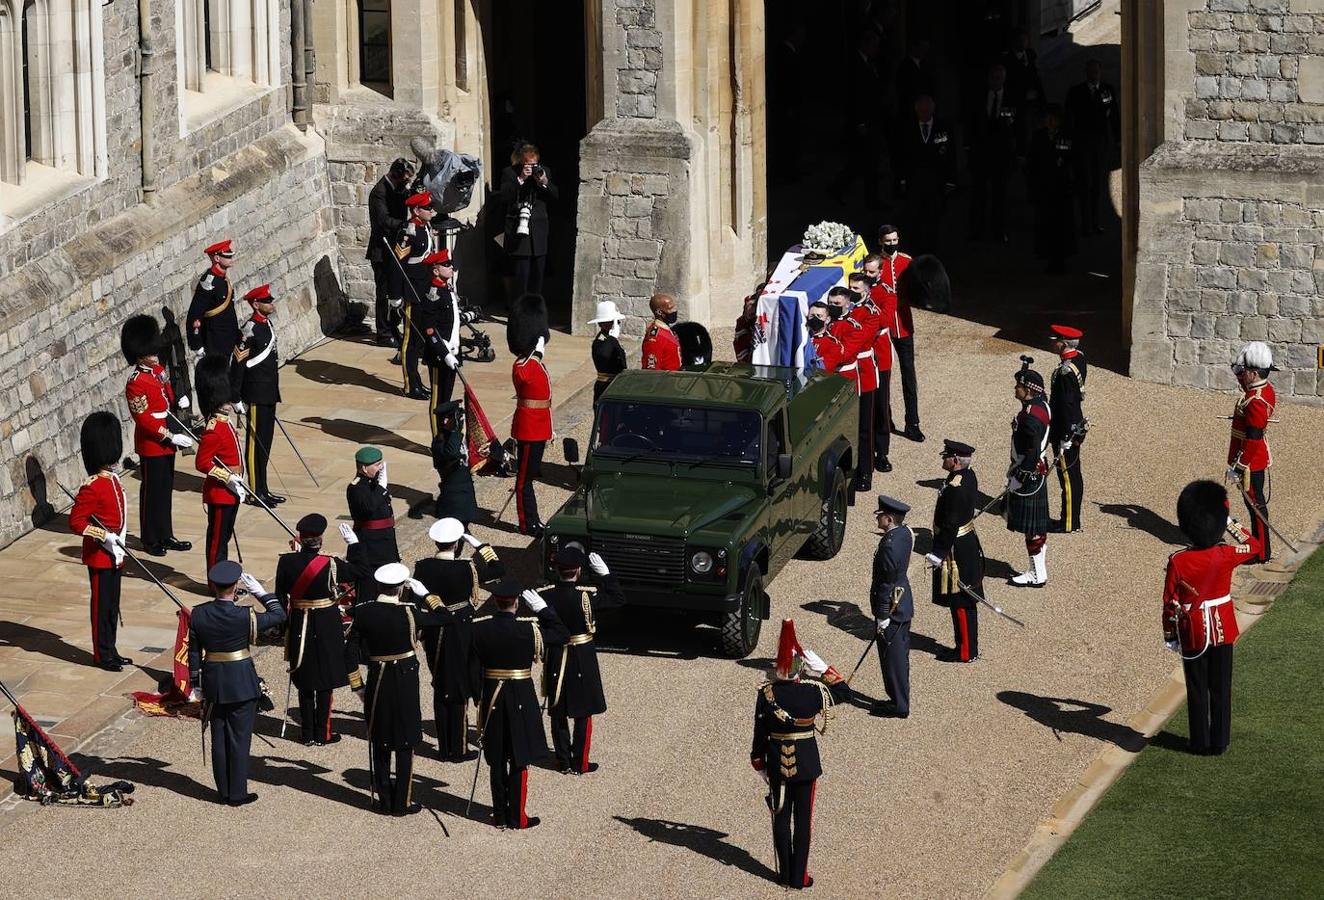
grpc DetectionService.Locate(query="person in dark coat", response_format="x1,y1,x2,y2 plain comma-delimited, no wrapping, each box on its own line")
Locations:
347,563,455,815
274,513,365,746
893,38,933,123
366,158,414,347
538,546,626,774
416,248,462,434
188,560,287,806
870,496,913,717
1048,325,1089,533
468,577,570,829
925,440,985,662
346,446,400,567
1064,58,1119,235
587,300,628,408
413,517,504,761
966,63,1023,242
430,400,478,525
1026,104,1077,274
187,240,240,359
1007,367,1052,588
750,619,834,890
499,143,558,296
1002,30,1044,114
894,95,957,255
230,284,284,507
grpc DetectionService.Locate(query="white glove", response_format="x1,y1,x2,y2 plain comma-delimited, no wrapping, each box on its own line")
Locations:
339,523,359,545
588,552,610,576
534,335,546,355
170,433,195,449
1061,439,1073,452
1225,465,1239,483
227,474,248,501
100,532,125,552
194,346,207,360
757,767,769,785
461,533,483,549
444,351,460,370
924,553,943,568
521,589,547,612
388,296,403,310
1008,476,1023,492
376,461,389,489
1164,639,1180,653
177,396,191,410
239,573,265,596
877,618,891,635
800,649,828,677
233,401,247,415
406,578,428,598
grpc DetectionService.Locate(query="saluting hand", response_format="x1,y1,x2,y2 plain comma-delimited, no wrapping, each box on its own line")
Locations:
588,552,610,576
521,589,547,612
239,573,265,596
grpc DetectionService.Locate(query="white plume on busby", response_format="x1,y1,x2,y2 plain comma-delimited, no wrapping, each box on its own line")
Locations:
120,314,161,365
1235,341,1273,372
1177,479,1230,549
898,254,951,314
194,354,234,417
506,293,549,357
80,411,123,475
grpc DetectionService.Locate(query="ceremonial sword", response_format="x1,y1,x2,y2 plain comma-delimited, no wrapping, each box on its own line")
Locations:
958,580,1026,628
1233,485,1299,555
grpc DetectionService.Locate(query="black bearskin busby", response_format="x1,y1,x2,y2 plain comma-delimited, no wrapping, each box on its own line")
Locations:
898,254,951,314
120,314,161,366
80,412,123,475
506,293,549,357
674,322,713,368
1177,479,1229,549
194,354,234,417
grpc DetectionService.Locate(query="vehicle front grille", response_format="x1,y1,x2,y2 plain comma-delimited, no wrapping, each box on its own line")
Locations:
591,533,687,584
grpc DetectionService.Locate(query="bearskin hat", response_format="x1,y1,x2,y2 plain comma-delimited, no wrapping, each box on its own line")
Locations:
1177,479,1229,549
506,293,549,357
898,254,951,314
120,314,161,365
674,322,713,368
80,412,123,475
194,354,235,417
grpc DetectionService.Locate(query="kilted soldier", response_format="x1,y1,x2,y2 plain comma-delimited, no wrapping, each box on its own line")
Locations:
468,577,570,830
926,440,984,662
69,412,129,671
348,563,455,815
1164,480,1262,755
416,248,462,436
1049,324,1088,533
347,446,400,567
431,400,478,525
230,284,284,507
539,546,626,774
750,619,833,890
187,240,240,359
121,314,194,556
870,497,913,717
275,513,364,746
413,518,504,761
588,300,628,407
188,560,287,806
195,355,247,571
508,293,552,537
1227,341,1277,563
392,191,441,399
1007,366,1052,587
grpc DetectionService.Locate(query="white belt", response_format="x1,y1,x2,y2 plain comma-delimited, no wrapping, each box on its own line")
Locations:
840,362,857,373
857,349,875,361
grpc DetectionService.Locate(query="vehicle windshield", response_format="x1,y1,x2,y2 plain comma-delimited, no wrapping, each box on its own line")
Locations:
592,401,762,465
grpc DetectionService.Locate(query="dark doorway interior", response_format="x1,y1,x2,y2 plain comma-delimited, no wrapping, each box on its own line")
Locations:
359,0,393,98
482,0,588,329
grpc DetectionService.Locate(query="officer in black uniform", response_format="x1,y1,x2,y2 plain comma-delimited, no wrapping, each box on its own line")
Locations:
188,560,287,806
430,400,479,525
346,446,400,568
230,283,284,507
348,562,455,815
416,249,461,436
1064,58,1119,235
966,63,1022,243
587,301,628,408
538,546,626,774
468,577,570,830
870,497,913,718
275,513,365,746
1048,324,1088,533
413,517,504,761
926,440,985,662
392,192,441,399
187,239,240,359
1026,104,1077,274
1007,368,1053,588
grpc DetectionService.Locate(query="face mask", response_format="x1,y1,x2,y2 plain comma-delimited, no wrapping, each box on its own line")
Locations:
609,321,621,338
807,318,825,334
827,305,844,321
883,243,899,255
664,311,679,326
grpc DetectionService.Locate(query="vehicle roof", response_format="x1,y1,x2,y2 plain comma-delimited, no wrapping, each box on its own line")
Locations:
602,363,820,414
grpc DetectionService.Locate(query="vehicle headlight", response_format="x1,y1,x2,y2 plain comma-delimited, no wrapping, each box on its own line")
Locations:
690,550,714,574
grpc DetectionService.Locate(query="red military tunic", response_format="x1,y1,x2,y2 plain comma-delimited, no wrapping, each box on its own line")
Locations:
512,354,553,442
69,471,127,570
641,319,682,371
828,316,866,395
844,304,881,393
125,364,177,459
1227,379,1275,473
879,252,913,339
196,414,243,506
867,285,894,372
1163,525,1261,655
811,332,846,373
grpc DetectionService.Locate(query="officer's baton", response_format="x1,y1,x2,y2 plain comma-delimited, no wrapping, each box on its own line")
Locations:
958,580,1026,628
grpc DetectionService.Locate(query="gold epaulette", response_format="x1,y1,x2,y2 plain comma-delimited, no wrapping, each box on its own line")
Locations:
950,473,962,487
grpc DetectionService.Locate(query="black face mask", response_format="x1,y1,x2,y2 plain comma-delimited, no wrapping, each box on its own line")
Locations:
883,242,900,254
663,311,679,326
827,305,845,321
807,317,826,334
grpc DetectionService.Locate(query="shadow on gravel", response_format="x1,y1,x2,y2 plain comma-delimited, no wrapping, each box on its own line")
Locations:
594,611,710,660
613,815,777,882
997,691,1147,752
254,756,371,810
289,358,403,397
1095,502,1186,546
302,416,430,457
389,483,436,520
801,599,874,641
77,756,215,802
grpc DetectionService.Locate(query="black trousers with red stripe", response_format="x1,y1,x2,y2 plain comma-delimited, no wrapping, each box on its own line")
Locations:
297,689,333,743
550,711,593,772
139,454,176,548
872,370,892,465
515,439,545,533
244,404,276,498
204,503,239,571
1243,469,1270,562
88,566,122,664
485,715,532,828
950,604,979,661
370,744,414,814
771,778,816,888
854,391,875,490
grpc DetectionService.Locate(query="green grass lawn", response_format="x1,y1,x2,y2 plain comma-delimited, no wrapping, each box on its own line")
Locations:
1023,548,1324,899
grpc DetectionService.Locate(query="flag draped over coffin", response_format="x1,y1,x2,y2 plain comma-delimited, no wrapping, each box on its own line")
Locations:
750,236,869,368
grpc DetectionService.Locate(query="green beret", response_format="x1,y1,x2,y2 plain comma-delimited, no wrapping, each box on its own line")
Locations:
355,446,383,465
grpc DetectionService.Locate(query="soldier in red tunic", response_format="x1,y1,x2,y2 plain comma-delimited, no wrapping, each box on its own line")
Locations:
69,412,131,671
827,285,879,492
122,315,194,557
1226,341,1276,563
1165,480,1262,755
508,294,552,536
862,254,895,472
878,225,923,442
807,301,846,373
194,354,247,571
641,292,682,371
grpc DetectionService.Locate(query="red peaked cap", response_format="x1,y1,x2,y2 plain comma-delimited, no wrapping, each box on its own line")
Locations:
1050,323,1083,339
405,191,433,208
422,249,452,266
774,618,803,680
243,284,274,303
204,239,234,257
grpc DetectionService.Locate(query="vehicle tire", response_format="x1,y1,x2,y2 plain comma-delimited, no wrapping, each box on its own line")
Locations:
719,564,763,658
804,467,848,560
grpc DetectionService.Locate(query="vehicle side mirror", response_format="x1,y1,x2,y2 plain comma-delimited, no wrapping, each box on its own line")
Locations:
563,438,581,465
776,453,792,481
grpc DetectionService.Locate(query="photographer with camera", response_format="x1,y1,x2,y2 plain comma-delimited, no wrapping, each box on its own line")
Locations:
367,158,415,348
499,143,558,296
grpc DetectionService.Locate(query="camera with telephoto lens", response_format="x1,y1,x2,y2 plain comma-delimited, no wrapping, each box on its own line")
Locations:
531,165,545,179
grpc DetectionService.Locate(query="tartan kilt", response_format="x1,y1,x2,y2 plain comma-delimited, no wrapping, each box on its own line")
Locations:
1005,475,1050,535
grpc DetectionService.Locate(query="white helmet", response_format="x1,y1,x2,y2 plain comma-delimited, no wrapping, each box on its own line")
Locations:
587,300,626,325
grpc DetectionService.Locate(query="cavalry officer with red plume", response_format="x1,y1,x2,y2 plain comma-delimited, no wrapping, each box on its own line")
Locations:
1048,324,1088,533
926,440,984,662
641,292,682,370
1164,480,1262,755
195,354,247,572
751,619,834,890
230,284,284,507
121,314,194,556
1007,364,1052,587
187,240,240,359
1227,341,1276,563
508,294,552,537
69,412,131,672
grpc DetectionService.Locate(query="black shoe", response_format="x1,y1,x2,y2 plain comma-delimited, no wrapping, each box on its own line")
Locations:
393,802,423,817
870,700,896,717
227,793,259,807
376,333,399,348
98,661,123,673
262,493,286,506
448,750,479,763
490,814,507,830
521,816,542,830
852,480,871,494
162,538,192,552
575,762,600,775
555,757,572,774
114,655,134,666
389,353,402,366
904,427,926,443
521,522,546,538
142,543,166,557
405,388,429,400
303,738,318,747
875,457,893,473
320,733,341,745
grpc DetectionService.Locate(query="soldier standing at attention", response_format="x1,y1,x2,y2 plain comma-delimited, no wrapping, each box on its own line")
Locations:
878,225,924,443
1227,341,1276,563
1048,324,1088,533
870,497,913,717
587,300,628,408
392,191,441,400
367,157,414,348
195,355,247,572
187,240,240,359
69,412,130,672
641,292,682,371
121,314,194,556
188,560,287,806
1064,58,1119,237
1007,367,1052,587
826,286,878,493
926,440,984,662
508,295,552,537
417,248,462,436
230,284,284,507
539,546,625,774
